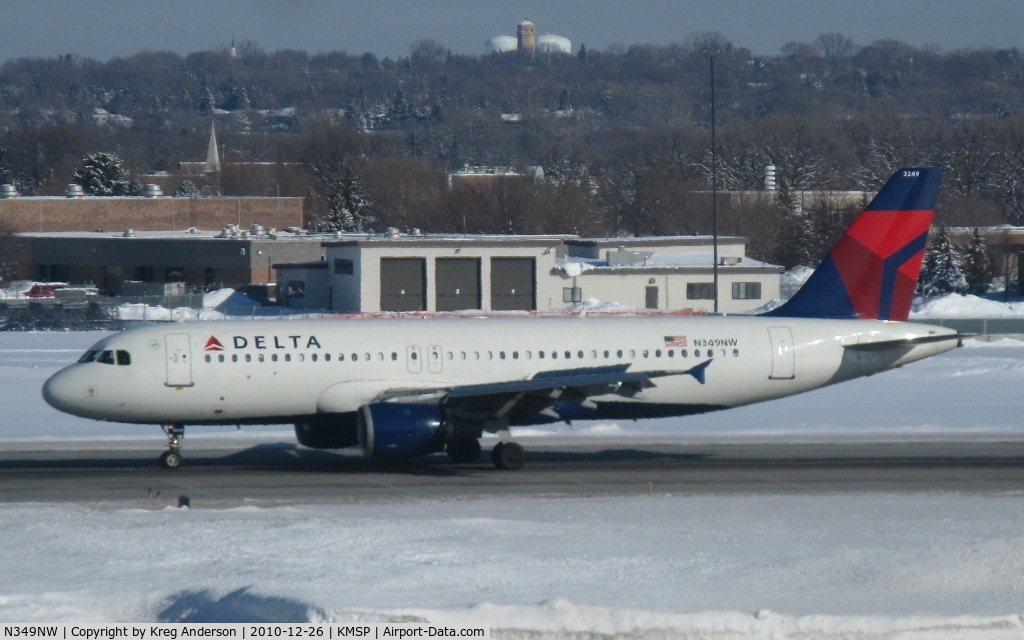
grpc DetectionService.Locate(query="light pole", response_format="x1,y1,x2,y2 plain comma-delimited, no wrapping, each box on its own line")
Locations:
705,44,721,313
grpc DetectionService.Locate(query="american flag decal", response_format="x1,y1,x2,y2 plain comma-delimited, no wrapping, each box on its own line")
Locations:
664,335,687,347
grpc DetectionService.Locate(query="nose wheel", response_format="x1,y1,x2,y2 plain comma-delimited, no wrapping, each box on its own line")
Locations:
160,424,184,469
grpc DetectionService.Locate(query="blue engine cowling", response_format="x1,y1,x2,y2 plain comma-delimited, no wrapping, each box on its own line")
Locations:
357,402,448,458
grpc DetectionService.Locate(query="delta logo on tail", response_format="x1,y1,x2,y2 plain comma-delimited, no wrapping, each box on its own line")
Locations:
204,336,225,351
769,168,943,321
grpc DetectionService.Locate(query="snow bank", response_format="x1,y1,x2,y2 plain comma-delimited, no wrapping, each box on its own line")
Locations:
912,293,1024,318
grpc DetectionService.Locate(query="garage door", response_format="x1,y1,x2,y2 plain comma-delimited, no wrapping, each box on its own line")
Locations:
436,258,481,311
380,258,426,312
490,257,536,311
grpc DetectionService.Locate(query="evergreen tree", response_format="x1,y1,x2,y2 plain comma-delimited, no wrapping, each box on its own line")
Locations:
918,224,967,298
775,205,817,268
963,227,993,295
72,152,131,196
172,180,201,197
773,181,818,268
320,171,373,232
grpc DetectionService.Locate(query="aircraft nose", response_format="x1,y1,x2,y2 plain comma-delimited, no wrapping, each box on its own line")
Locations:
42,369,78,414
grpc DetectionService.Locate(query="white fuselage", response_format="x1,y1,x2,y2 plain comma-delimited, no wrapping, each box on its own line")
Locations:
42,315,959,429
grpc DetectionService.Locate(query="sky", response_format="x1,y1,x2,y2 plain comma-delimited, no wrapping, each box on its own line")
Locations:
0,0,1021,64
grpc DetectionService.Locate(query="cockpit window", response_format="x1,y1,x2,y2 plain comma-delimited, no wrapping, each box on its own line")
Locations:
78,350,99,363
116,350,131,365
97,350,116,365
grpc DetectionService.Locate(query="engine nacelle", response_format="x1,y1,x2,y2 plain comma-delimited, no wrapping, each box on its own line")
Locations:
357,402,447,458
294,415,358,449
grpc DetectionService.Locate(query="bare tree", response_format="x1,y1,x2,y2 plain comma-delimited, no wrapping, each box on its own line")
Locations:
815,33,856,60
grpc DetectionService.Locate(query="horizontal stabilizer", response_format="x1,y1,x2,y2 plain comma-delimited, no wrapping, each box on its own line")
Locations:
844,332,962,351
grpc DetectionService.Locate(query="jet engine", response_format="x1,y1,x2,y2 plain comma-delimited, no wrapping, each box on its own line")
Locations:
294,415,359,449
357,402,448,458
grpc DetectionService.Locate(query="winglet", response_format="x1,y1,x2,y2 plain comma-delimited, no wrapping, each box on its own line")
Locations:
686,359,713,385
767,168,943,321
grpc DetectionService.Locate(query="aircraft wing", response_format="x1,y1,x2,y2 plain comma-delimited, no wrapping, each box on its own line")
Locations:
374,361,712,426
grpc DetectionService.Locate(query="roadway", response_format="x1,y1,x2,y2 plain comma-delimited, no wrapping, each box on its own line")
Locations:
2,439,1024,505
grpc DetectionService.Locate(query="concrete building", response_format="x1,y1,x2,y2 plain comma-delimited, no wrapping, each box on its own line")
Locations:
322,233,570,313
0,193,304,234
21,227,327,299
276,231,780,314
559,237,781,313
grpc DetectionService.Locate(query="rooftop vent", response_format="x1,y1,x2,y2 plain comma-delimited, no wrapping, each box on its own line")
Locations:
123,228,135,238
143,183,163,198
0,184,19,199
65,184,85,198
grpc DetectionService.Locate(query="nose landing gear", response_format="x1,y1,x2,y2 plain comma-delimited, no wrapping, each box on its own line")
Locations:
160,424,184,469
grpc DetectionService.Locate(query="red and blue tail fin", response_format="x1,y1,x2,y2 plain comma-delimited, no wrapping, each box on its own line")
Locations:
768,167,943,321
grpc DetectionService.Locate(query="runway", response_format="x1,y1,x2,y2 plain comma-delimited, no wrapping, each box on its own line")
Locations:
2,439,1024,505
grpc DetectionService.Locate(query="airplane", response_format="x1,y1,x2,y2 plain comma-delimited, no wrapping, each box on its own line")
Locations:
42,167,959,471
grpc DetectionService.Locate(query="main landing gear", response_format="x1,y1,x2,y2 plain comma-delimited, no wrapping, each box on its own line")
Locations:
492,442,525,471
159,424,184,469
445,437,526,470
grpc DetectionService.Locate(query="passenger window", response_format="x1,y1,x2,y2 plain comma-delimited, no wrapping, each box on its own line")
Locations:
218,354,226,363
272,354,279,362
352,353,358,361
311,353,318,362
97,350,115,365
564,351,571,359
668,349,674,358
552,351,558,359
500,351,506,360
392,352,398,361
78,350,99,363
655,349,662,358
325,354,331,362
642,350,649,358
259,354,266,362
539,351,546,359
681,349,688,358
733,348,740,357
604,350,610,358
231,354,238,362
513,351,519,359
578,351,584,359
285,354,292,362
616,350,623,358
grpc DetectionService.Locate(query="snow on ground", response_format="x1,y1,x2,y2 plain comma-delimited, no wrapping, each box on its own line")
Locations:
2,330,1024,636
912,293,1024,318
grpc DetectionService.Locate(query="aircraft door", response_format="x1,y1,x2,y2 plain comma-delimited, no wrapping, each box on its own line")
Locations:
165,333,194,387
767,327,796,380
428,345,443,373
407,345,422,373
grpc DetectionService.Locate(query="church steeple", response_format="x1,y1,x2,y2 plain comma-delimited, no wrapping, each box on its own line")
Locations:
201,122,222,196
205,122,220,174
